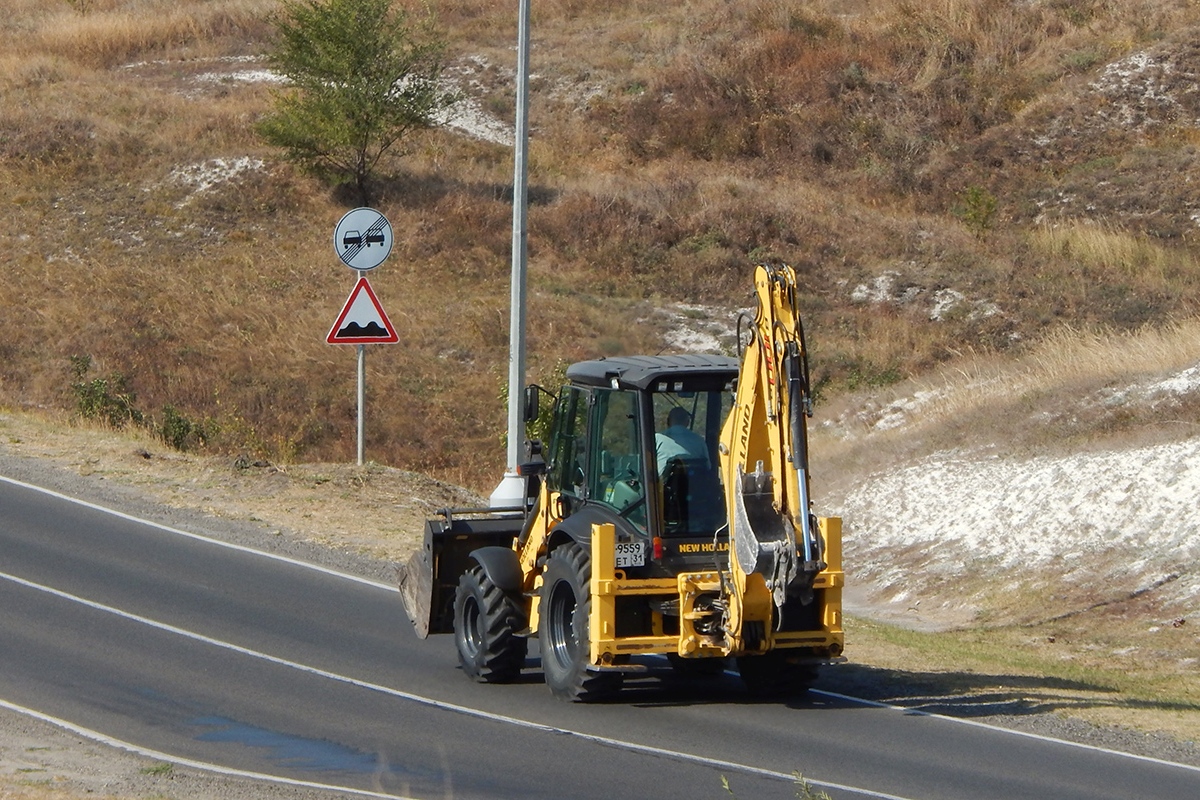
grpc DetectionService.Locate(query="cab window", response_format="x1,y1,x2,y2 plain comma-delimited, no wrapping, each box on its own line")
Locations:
547,386,589,498
652,389,731,536
589,389,646,531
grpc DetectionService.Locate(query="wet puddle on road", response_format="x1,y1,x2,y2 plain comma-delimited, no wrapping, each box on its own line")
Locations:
190,716,380,774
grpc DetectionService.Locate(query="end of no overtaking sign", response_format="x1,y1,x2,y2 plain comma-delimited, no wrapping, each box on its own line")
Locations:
334,207,393,271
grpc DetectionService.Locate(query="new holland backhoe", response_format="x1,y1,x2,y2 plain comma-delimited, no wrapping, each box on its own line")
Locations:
399,263,844,701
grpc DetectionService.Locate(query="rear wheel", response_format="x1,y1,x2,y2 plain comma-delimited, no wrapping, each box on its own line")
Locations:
453,565,528,683
539,542,623,702
736,652,818,698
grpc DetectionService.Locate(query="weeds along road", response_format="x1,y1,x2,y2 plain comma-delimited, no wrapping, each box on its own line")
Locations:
1,472,1198,800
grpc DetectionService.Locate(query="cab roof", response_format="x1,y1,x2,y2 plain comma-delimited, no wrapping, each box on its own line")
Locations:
566,355,739,391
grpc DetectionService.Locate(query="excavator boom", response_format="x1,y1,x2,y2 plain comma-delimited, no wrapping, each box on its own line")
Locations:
720,263,824,627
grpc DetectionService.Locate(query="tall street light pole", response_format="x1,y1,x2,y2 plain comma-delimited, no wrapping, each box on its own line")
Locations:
490,0,532,510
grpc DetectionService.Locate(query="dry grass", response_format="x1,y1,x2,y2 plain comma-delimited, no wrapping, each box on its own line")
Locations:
28,1,275,68
922,319,1200,421
1031,221,1200,295
2,0,1200,492
814,318,1200,489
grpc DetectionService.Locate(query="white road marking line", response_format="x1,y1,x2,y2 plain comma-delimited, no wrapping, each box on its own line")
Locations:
0,474,395,591
812,689,1200,775
0,697,414,800
0,569,910,800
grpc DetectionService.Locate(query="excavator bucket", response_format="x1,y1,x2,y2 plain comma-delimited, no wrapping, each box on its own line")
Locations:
398,546,436,639
730,466,800,609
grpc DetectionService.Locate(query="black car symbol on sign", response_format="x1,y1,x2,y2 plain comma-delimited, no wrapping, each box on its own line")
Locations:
343,230,363,248
365,231,385,246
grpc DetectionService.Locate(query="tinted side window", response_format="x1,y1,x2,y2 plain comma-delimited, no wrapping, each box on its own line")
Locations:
547,386,589,498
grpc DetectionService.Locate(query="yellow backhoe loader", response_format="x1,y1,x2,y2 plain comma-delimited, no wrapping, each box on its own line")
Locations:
399,263,844,701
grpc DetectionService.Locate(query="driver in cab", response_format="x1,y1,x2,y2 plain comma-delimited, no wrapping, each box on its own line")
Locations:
654,407,709,476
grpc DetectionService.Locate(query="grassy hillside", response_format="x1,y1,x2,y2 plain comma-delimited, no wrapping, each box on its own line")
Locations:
3,0,1200,490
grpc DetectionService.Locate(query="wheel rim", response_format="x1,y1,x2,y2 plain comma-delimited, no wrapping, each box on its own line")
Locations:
545,577,578,670
460,595,481,660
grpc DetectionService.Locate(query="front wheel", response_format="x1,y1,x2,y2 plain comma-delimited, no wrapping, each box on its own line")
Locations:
453,565,528,683
539,542,623,702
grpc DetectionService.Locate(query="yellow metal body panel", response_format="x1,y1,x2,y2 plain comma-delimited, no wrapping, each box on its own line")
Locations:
588,521,844,664
514,484,561,636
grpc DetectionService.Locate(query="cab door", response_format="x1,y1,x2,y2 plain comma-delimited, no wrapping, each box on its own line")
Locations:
546,385,590,516
586,389,648,533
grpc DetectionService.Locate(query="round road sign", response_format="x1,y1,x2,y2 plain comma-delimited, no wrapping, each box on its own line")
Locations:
334,207,393,271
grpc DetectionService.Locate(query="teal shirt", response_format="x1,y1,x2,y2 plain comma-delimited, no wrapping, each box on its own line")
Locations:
654,425,709,475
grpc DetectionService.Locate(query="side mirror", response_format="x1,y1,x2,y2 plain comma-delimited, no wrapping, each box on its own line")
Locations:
523,384,540,423
516,459,547,477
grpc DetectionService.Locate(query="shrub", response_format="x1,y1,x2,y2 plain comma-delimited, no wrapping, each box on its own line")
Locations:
158,404,213,452
68,355,144,428
257,0,458,205
956,185,999,238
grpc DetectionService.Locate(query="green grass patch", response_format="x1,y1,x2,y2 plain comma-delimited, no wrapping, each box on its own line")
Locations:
139,762,174,776
834,615,1200,742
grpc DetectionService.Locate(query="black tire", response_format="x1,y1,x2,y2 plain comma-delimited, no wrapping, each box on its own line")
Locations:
453,565,528,683
736,652,818,698
539,542,623,702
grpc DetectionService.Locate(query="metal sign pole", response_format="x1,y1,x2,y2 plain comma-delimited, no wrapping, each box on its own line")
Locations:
507,0,531,472
356,267,367,466
357,342,366,466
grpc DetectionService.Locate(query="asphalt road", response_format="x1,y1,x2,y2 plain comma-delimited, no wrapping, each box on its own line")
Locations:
2,472,1198,800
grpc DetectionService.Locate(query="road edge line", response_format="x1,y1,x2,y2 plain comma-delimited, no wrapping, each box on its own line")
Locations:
812,689,1200,775
0,473,395,592
0,697,413,800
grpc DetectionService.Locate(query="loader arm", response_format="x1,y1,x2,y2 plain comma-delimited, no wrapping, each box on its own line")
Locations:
718,263,825,652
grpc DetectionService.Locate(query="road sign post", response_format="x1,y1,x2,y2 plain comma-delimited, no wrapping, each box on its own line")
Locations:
357,342,366,467
328,209,396,465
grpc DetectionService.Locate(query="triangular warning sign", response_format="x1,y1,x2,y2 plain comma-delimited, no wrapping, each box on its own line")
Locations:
326,277,399,344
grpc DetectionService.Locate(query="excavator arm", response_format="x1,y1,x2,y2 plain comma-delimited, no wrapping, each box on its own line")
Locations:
718,263,826,652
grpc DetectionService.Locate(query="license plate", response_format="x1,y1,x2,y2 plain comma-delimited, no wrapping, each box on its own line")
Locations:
614,541,646,568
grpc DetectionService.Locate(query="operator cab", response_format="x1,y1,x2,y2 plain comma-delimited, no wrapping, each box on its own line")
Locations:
544,355,738,572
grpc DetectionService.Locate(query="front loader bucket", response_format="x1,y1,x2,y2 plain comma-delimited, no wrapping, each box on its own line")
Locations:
398,548,436,639
399,512,526,639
